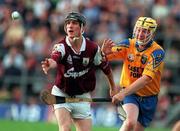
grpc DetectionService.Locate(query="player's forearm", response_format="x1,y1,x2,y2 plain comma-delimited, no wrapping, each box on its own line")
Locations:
122,75,152,96
106,69,116,90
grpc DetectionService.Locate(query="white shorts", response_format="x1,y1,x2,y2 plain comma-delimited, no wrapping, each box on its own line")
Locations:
51,85,92,119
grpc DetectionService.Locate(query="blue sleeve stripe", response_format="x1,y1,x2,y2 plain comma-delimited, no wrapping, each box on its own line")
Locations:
117,39,130,48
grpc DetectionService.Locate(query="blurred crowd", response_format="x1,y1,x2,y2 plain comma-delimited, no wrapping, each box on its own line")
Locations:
0,0,180,127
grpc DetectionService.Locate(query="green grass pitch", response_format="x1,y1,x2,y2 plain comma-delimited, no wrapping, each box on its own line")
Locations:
0,119,171,131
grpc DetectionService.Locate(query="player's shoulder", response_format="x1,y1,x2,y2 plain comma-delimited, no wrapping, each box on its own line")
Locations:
51,38,66,50
150,43,165,68
116,38,133,48
52,40,65,48
58,37,66,44
85,37,98,48
151,48,165,60
51,37,66,47
151,42,165,58
85,37,96,44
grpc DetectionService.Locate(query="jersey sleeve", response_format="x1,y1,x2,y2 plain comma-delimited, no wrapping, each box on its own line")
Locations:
93,46,103,65
51,43,65,62
93,46,111,75
143,49,165,78
107,39,130,61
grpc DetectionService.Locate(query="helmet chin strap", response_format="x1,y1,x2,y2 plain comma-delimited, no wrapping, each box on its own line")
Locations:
72,25,84,43
72,36,80,42
137,39,149,46
136,40,144,46
72,34,82,44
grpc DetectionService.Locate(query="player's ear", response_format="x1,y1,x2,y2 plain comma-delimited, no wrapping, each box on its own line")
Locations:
64,25,67,34
152,33,155,39
81,24,85,34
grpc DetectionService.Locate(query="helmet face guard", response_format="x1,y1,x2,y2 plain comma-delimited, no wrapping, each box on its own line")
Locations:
133,17,157,46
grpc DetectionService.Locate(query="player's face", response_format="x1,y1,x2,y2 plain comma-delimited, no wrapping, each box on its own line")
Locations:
135,27,150,42
134,27,152,45
65,20,81,39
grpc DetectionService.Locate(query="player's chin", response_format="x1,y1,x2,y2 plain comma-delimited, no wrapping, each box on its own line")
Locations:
67,36,74,40
67,33,75,38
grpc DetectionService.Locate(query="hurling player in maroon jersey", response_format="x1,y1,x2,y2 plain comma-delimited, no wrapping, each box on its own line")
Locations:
41,12,118,131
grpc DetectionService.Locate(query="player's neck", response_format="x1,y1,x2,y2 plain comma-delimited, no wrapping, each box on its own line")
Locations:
69,36,83,53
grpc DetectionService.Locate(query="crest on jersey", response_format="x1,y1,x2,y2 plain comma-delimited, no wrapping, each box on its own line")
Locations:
52,43,62,53
83,58,89,66
67,55,72,64
127,54,134,62
116,47,122,52
141,55,148,64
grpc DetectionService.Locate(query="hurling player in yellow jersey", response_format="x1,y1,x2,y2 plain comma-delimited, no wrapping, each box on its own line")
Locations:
101,17,165,131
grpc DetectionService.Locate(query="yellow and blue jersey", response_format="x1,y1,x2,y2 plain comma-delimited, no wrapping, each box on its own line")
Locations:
107,38,165,96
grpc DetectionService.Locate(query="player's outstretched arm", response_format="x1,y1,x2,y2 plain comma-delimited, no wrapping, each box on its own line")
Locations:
112,75,152,104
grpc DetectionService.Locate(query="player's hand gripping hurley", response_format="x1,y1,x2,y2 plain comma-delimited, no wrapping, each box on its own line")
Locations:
40,89,127,121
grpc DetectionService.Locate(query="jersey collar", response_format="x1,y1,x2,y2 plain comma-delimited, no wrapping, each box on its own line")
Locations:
135,40,153,52
65,36,86,52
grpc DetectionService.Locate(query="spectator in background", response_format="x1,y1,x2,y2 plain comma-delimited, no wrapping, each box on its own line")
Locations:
0,60,4,88
2,46,25,91
3,20,25,49
151,0,170,21
2,46,24,70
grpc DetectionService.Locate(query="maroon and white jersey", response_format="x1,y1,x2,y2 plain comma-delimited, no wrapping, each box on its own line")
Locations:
51,36,111,96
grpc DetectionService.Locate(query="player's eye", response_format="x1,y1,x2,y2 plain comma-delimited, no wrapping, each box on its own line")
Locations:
136,28,141,32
